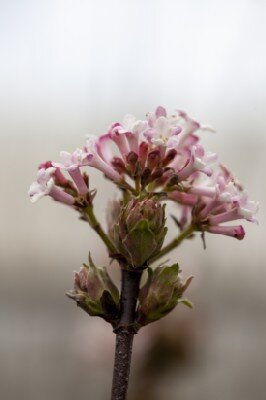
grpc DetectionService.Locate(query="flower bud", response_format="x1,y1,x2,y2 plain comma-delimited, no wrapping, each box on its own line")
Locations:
111,199,167,268
137,264,193,326
66,254,120,325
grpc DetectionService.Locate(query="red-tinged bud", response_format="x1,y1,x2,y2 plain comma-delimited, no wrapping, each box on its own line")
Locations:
166,174,179,187
162,149,177,167
147,150,161,171
112,157,127,174
138,141,149,168
150,168,164,181
126,151,138,172
141,168,151,187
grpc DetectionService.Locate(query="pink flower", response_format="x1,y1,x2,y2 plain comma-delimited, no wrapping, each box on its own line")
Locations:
190,173,258,240
38,160,69,186
53,149,89,196
85,135,122,182
188,183,218,199
108,123,131,158
144,106,182,149
206,225,245,240
53,149,90,171
176,110,215,137
177,144,217,181
168,191,198,206
28,168,75,205
170,158,258,241
208,191,259,225
117,114,148,154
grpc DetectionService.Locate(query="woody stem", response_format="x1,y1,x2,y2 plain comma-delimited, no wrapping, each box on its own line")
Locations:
111,269,142,400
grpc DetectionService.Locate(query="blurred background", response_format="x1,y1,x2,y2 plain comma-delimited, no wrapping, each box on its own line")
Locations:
0,0,265,399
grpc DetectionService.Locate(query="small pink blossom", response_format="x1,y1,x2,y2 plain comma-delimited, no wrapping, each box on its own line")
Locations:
28,168,75,205
208,191,259,225
176,110,215,137
177,144,217,181
168,191,198,206
188,183,218,199
85,135,122,182
39,160,69,186
53,149,90,171
145,106,182,149
53,149,89,196
206,225,245,240
117,114,148,154
108,124,131,158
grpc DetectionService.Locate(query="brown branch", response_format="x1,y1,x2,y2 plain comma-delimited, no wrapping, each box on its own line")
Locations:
111,269,142,400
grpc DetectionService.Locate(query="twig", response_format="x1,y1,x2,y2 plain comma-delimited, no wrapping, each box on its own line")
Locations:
111,269,142,400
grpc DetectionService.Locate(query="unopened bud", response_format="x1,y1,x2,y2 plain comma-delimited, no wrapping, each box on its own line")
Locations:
139,141,149,168
126,151,138,171
112,157,127,174
137,264,193,326
66,254,120,325
111,199,167,268
141,168,151,187
151,168,164,181
147,150,161,171
162,149,177,166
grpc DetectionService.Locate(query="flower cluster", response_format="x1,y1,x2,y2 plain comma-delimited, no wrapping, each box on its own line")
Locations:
29,106,258,333
29,106,258,244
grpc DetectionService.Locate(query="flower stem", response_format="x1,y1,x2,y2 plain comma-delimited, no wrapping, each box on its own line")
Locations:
149,224,195,264
83,205,117,256
111,269,142,400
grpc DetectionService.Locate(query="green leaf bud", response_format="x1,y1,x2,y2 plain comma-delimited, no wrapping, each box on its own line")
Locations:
66,253,120,325
137,264,193,326
111,199,167,268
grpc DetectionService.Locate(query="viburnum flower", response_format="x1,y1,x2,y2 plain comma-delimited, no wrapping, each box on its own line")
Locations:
85,135,122,182
28,167,75,205
169,163,258,242
53,148,90,195
144,106,182,149
112,114,148,154
28,106,258,400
